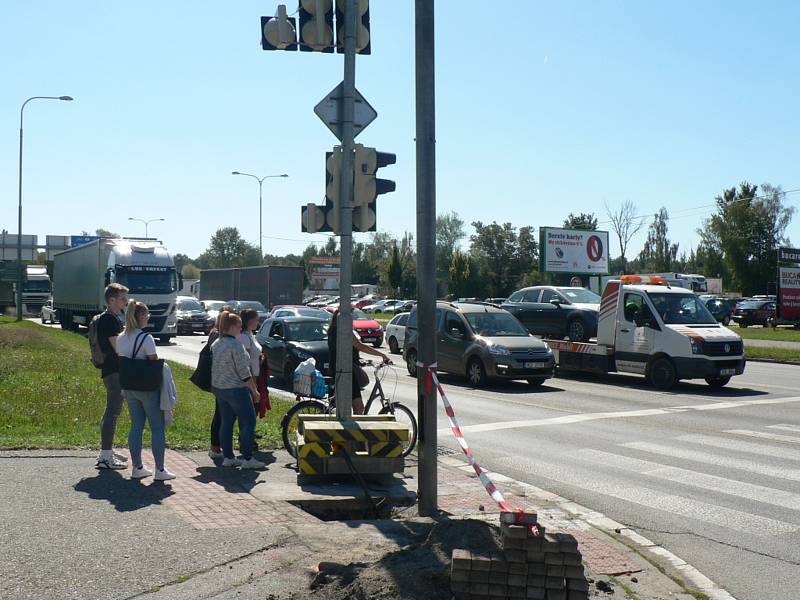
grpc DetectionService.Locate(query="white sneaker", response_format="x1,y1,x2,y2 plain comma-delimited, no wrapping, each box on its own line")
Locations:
154,468,176,481
131,465,153,479
96,457,126,470
208,448,224,459
221,457,241,468
239,457,266,470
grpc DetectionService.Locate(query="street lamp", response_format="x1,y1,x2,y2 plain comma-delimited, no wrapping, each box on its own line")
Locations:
127,217,165,238
17,95,74,322
231,171,288,263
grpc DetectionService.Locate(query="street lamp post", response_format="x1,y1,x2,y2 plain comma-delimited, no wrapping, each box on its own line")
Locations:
17,95,73,322
231,171,288,263
128,217,165,238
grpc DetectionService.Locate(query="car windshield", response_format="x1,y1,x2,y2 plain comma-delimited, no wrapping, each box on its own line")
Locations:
178,299,203,311
23,281,51,292
115,267,177,294
204,301,225,311
559,288,600,303
353,308,370,319
238,301,266,312
297,307,331,319
465,312,529,336
286,321,328,341
737,301,766,309
647,293,718,325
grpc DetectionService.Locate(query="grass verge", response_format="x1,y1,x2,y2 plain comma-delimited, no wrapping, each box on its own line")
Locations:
746,346,800,363
0,317,292,450
733,325,800,342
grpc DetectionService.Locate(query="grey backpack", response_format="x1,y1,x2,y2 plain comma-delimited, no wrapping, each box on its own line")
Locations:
88,313,107,368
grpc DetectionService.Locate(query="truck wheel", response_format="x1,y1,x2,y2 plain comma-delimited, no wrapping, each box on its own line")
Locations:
59,311,71,330
467,358,487,388
567,319,587,342
705,376,731,389
648,357,677,390
406,349,418,377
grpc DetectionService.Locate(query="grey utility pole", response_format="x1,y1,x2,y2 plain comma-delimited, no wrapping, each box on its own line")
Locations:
415,0,437,515
231,171,289,263
17,95,73,322
335,0,358,421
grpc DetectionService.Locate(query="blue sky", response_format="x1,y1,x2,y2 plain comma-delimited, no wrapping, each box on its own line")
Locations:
2,1,799,262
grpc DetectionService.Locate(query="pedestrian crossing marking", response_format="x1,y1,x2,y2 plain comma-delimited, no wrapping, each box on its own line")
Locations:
677,434,800,462
575,449,800,513
725,429,800,445
623,441,800,482
768,424,800,433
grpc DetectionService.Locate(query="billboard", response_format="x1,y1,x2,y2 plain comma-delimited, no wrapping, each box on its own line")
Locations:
309,256,340,291
540,227,609,275
779,267,800,320
778,247,800,264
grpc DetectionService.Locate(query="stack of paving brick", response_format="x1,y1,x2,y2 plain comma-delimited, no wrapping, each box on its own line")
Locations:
451,513,589,600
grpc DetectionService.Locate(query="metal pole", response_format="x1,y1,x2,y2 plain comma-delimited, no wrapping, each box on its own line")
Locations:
258,178,264,264
335,0,357,421
415,0,438,516
16,107,25,322
144,222,149,238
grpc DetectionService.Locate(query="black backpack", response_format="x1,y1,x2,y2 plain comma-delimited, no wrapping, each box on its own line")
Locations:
190,338,213,392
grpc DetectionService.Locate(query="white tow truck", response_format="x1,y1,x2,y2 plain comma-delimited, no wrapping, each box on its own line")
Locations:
548,276,746,389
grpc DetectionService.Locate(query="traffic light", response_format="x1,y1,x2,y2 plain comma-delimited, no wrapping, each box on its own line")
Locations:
335,0,371,55
261,5,298,51
298,0,334,52
352,144,395,232
325,146,346,233
301,203,327,233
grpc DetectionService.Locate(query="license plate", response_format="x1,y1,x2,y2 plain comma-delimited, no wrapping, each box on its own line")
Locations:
323,363,329,369
524,361,550,369
720,368,736,376
192,324,204,329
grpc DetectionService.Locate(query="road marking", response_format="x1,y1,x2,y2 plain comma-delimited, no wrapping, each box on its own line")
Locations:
768,424,800,433
677,434,800,462
441,395,800,435
576,449,800,513
499,455,799,536
725,429,800,445
623,441,800,482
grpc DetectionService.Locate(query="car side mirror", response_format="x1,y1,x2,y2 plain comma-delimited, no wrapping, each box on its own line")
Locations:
549,298,562,307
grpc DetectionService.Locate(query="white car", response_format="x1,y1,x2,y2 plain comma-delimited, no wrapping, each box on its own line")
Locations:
385,312,410,354
40,299,58,324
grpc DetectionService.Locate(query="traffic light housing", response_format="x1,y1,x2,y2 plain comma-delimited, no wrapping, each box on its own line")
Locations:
335,0,371,55
298,0,334,52
352,144,395,232
261,5,298,51
301,203,326,233
325,146,346,233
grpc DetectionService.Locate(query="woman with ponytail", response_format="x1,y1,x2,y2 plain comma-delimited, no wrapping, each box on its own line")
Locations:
116,299,175,480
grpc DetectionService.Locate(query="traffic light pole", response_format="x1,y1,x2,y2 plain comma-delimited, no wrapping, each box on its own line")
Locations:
334,0,358,422
415,0,437,516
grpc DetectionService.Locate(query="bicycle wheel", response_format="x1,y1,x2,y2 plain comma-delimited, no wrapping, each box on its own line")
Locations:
281,400,328,458
379,402,418,457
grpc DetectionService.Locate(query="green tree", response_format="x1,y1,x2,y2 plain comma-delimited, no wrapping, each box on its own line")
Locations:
96,228,119,238
699,182,794,295
436,212,466,292
449,249,471,299
562,213,598,230
181,263,200,279
469,222,538,296
605,200,645,274
199,227,259,269
386,243,403,294
638,208,678,273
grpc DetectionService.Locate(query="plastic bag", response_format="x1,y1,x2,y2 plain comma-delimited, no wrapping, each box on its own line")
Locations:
292,358,329,398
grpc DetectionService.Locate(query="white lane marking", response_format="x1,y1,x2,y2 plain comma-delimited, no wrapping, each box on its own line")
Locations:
441,395,800,435
677,434,800,462
499,455,798,536
769,424,800,433
576,449,800,513
623,441,800,482
725,429,800,445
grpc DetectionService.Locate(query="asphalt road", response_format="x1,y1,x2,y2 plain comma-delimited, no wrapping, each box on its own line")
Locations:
31,322,800,599
155,331,800,600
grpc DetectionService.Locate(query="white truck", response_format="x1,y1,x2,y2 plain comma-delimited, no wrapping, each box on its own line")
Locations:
53,238,179,342
20,265,51,314
548,275,745,389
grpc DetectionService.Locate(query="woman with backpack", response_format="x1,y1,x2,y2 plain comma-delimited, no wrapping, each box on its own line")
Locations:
116,299,176,481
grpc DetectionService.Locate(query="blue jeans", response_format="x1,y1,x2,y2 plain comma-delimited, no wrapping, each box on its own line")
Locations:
126,389,166,470
213,387,256,460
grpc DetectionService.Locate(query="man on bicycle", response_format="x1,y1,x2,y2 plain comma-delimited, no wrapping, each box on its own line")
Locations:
327,309,391,414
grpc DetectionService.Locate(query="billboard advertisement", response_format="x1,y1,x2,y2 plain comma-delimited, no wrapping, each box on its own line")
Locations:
779,267,800,320
540,227,609,275
309,256,340,291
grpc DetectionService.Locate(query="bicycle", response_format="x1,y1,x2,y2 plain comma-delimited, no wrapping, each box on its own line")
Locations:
280,359,418,459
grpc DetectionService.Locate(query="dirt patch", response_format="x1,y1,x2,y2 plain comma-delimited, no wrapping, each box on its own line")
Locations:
307,518,501,600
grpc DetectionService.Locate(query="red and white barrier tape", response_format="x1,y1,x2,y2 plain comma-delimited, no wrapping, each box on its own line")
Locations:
417,361,535,528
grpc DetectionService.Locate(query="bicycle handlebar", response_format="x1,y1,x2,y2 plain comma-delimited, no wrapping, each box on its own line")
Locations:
361,358,393,369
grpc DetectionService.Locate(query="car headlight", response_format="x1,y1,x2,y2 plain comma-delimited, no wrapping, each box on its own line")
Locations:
544,343,553,354
690,338,702,355
488,344,510,356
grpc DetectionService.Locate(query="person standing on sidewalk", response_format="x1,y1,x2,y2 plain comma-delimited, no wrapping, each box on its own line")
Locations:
116,300,176,481
95,283,129,470
211,312,264,470
207,305,232,459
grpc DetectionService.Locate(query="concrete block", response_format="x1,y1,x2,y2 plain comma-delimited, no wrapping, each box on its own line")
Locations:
524,537,543,551
564,566,584,579
566,578,589,591
503,536,525,550
528,563,546,576
567,591,589,600
501,523,529,539
505,549,527,563
470,570,490,583
546,565,565,577
553,533,579,554
501,510,538,525
544,553,564,565
453,549,472,571
507,573,527,587
450,579,470,594
489,571,508,585
546,590,566,600
451,568,470,582
508,562,528,575
472,555,492,572
562,553,582,566
545,576,566,589
488,584,508,597
472,583,490,595
507,585,527,598
526,550,546,563
526,587,546,599
527,575,546,587
490,559,509,573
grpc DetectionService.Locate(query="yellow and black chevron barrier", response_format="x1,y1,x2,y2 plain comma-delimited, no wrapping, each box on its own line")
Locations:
302,420,409,444
298,441,330,475
368,441,403,458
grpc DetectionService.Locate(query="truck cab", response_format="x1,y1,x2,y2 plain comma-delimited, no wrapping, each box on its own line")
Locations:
549,276,745,390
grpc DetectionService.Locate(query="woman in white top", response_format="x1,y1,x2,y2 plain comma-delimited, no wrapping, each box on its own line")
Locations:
117,300,175,481
237,308,263,378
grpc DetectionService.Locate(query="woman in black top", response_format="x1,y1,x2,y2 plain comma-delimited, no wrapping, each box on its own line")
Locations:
327,309,390,414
